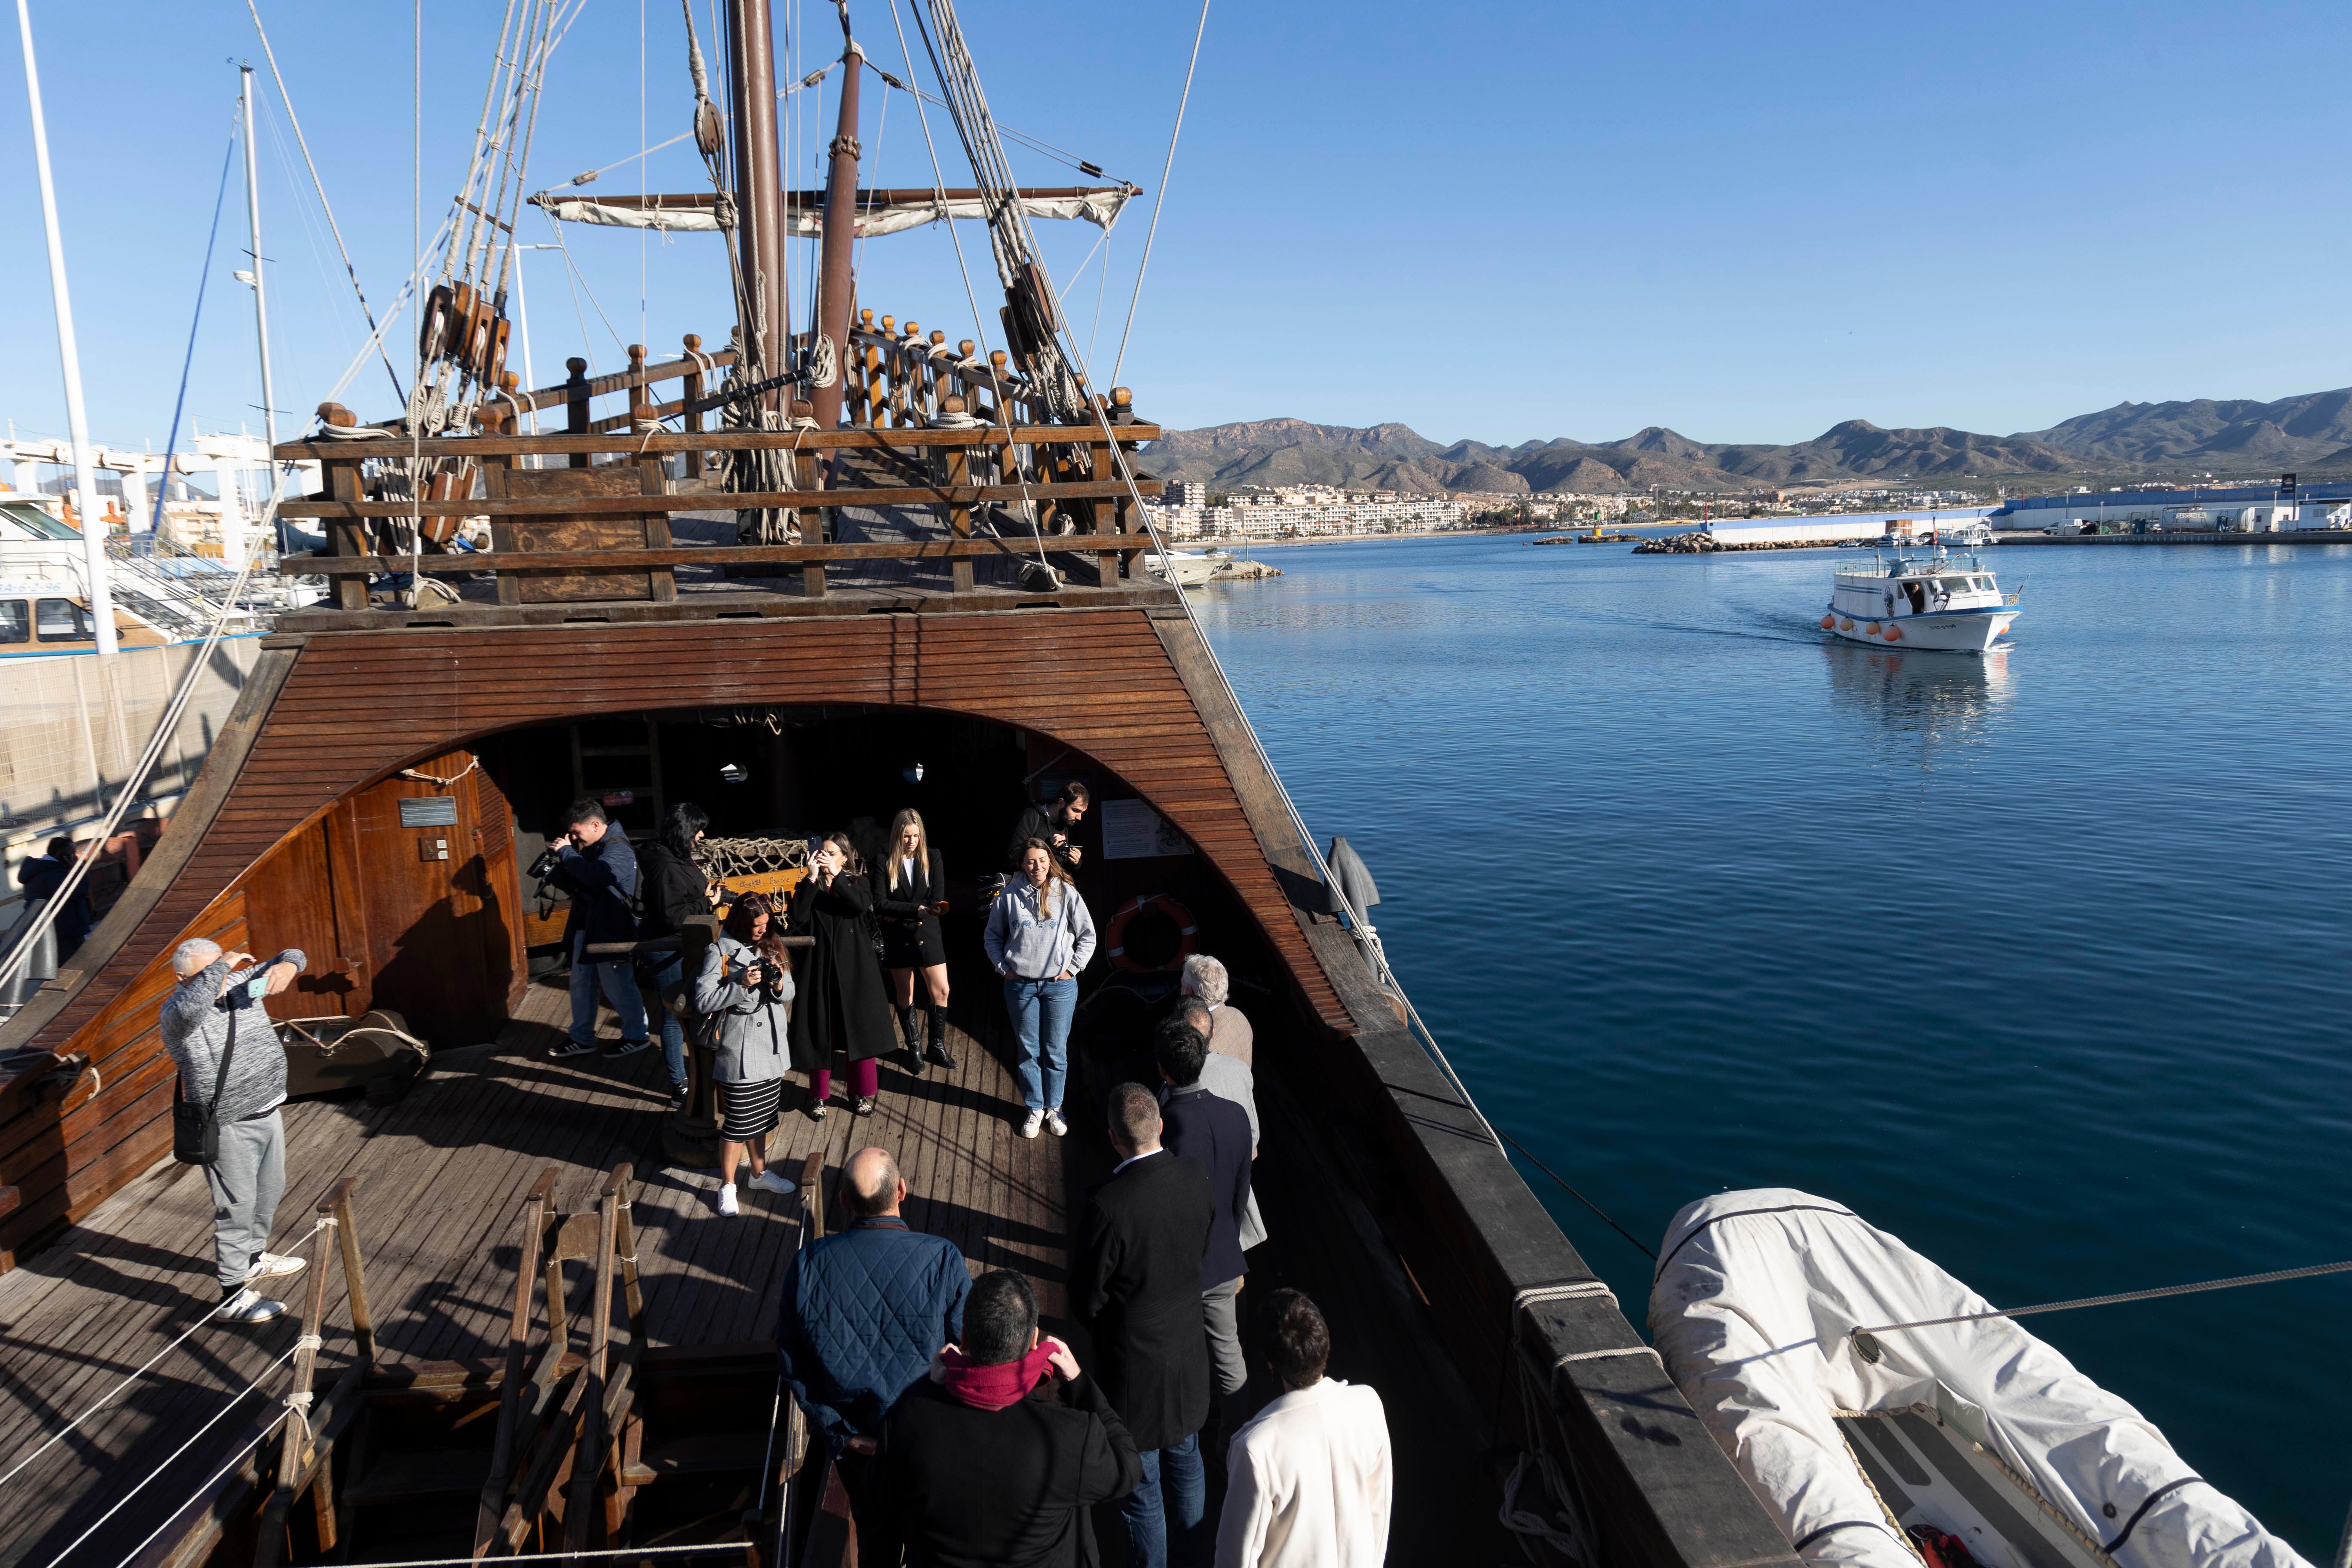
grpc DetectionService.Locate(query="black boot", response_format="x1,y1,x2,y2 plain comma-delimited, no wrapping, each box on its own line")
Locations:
897,1007,925,1075
925,1006,956,1070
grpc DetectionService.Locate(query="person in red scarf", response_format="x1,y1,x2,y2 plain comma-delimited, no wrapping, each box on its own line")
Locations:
869,1269,1141,1568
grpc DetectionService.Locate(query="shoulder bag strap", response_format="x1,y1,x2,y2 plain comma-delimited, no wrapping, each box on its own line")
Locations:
211,998,241,1110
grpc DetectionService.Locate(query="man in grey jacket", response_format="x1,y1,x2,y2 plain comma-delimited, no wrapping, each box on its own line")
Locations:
160,937,309,1323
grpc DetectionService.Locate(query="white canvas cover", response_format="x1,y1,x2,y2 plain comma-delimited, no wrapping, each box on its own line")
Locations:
535,187,1131,236
1648,1190,2308,1568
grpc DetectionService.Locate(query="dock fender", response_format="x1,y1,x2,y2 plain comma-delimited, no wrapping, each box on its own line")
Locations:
1882,623,1902,642
1105,894,1198,973
1819,615,1835,630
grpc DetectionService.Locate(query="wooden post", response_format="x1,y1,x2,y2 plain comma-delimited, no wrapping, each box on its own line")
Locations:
925,331,948,422
314,403,368,612
254,1200,340,1568
956,339,978,419
681,334,706,479
1090,439,1117,587
792,399,825,600
475,1168,558,1559
946,400,976,596
564,357,591,469
989,350,1013,427
562,1170,625,1554
328,1179,375,1366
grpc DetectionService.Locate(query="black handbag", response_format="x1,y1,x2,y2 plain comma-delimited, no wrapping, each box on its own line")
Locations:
172,1002,240,1167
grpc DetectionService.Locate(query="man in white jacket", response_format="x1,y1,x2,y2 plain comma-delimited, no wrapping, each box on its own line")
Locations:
1215,1289,1390,1568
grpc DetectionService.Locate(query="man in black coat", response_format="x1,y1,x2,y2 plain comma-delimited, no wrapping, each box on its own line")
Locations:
1006,780,1090,874
870,1269,1139,1568
1076,1082,1214,1568
1155,1021,1254,1433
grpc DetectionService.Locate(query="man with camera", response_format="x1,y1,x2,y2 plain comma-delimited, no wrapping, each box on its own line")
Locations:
1004,780,1090,876
159,937,309,1324
544,799,652,1062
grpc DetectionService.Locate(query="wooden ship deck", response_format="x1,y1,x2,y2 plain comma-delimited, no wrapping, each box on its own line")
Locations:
0,1,1807,1562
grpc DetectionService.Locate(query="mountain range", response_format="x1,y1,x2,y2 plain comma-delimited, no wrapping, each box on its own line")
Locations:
1141,388,2352,496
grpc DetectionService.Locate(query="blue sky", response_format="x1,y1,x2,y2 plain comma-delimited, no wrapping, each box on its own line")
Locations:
3,1,2346,453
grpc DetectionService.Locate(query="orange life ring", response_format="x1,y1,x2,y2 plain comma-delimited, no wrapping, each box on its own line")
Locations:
1106,894,1198,973
1882,623,1902,642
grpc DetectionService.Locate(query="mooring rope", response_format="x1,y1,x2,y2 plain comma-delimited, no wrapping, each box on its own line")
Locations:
1851,1257,2352,1350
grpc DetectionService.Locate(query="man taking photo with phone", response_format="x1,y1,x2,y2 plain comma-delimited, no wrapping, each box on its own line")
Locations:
160,937,309,1323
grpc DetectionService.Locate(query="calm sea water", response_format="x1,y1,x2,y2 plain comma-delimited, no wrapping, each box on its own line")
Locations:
1194,533,2352,1554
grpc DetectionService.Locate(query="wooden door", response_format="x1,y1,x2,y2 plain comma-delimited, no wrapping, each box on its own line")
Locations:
339,749,517,1046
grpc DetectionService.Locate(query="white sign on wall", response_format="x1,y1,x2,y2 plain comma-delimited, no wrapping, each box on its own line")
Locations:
1100,798,1191,860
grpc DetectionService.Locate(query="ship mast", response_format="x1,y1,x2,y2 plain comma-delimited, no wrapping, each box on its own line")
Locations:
810,5,862,431
725,0,788,408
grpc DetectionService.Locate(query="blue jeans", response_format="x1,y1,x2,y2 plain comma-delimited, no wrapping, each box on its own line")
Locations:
570,934,649,1048
1119,1431,1205,1568
646,952,686,1083
1002,975,1076,1111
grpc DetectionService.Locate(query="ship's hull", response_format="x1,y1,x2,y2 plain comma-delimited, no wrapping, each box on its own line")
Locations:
1822,604,2016,652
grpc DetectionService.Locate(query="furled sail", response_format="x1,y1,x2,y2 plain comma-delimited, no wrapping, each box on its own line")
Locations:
528,185,1132,236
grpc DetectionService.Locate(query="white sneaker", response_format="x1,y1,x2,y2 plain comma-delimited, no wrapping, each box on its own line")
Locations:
716,1182,740,1216
1044,1109,1069,1138
220,1289,286,1324
749,1170,798,1197
245,1252,307,1283
1018,1109,1044,1139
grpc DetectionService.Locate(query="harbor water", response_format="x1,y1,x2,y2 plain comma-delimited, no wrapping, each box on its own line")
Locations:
1196,534,2352,1554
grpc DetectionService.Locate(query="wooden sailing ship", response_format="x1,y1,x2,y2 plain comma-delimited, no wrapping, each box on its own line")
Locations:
0,4,1799,1565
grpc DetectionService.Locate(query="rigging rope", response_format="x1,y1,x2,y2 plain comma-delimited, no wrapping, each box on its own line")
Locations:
1493,1127,1656,1261
0,117,285,991
1850,1257,2352,1350
888,0,1054,581
1109,0,1208,387
245,0,405,403
0,1271,291,1493
43,1341,300,1568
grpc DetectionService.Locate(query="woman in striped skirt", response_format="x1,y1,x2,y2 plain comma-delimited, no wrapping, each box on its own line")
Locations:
693,893,799,1216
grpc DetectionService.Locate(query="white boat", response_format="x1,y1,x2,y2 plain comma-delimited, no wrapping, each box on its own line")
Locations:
1824,547,2020,652
1651,1190,2310,1568
1144,549,1222,588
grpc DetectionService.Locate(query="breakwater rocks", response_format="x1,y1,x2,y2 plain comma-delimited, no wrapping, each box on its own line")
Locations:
1213,559,1283,579
1632,531,1858,554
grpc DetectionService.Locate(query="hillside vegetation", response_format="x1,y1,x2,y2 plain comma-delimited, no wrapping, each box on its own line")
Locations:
1144,389,2352,495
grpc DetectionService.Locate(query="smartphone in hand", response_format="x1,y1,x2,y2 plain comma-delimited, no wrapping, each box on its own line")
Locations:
245,975,270,1001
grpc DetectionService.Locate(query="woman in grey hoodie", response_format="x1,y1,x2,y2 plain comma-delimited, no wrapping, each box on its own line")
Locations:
693,894,799,1216
983,839,1097,1140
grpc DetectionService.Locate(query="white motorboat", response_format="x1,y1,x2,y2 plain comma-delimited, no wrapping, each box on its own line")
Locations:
1651,1191,2310,1568
1143,549,1222,588
1823,547,2020,652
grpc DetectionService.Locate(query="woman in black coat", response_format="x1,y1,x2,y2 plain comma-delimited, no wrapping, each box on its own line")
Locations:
637,803,719,1109
785,831,900,1118
872,808,956,1076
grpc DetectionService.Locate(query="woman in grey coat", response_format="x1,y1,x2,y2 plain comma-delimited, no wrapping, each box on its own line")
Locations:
694,893,799,1216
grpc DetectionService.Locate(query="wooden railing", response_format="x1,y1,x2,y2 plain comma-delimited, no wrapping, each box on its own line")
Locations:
273,413,1162,609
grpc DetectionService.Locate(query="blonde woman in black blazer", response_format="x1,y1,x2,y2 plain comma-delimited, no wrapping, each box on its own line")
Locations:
873,808,956,1074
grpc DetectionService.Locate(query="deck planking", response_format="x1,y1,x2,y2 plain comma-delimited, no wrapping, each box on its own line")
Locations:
0,973,1066,1568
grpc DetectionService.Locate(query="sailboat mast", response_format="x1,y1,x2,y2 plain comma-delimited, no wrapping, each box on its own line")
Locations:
16,0,116,655
810,20,861,431
726,0,787,407
239,64,279,456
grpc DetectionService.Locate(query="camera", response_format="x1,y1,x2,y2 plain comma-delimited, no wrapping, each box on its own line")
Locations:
526,845,565,881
